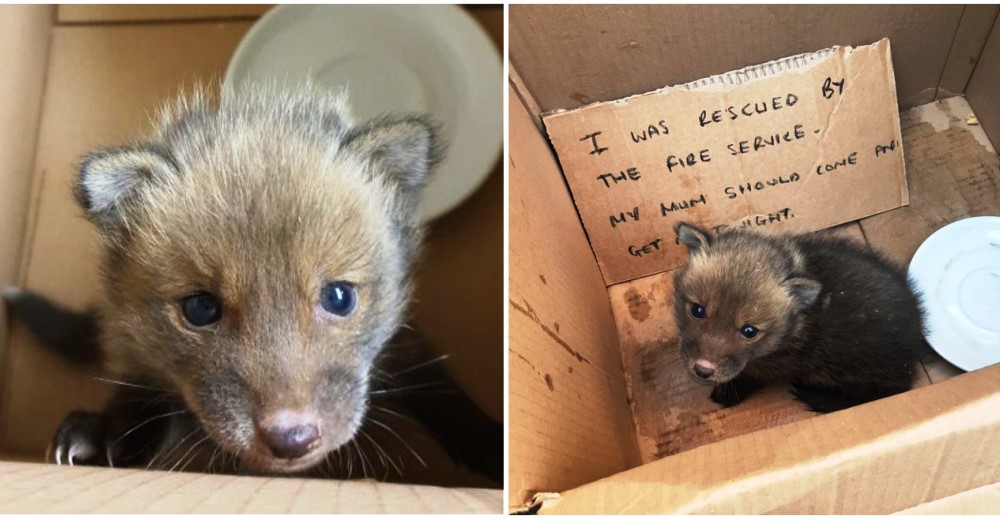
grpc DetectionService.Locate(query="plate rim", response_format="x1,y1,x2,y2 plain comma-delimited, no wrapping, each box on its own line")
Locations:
221,4,503,223
908,215,1000,372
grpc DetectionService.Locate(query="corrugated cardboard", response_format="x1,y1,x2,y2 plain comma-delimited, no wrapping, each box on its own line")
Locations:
543,39,907,284
0,4,501,512
936,5,1000,98
509,84,640,507
0,461,498,513
0,5,53,387
511,4,1000,513
895,482,1000,514
860,97,999,264
966,11,1000,153
510,93,997,512
537,363,1000,514
510,5,968,113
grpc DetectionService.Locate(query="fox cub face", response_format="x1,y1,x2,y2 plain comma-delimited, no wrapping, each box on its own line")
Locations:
75,85,441,472
672,222,821,385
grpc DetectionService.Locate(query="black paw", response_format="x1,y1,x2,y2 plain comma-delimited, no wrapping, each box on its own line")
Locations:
710,383,746,408
49,411,112,467
788,384,863,413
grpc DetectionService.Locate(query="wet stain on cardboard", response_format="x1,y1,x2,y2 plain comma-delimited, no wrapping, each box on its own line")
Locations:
624,287,652,322
639,343,663,384
510,299,592,365
655,410,723,458
538,274,547,285
861,115,1000,263
544,373,554,391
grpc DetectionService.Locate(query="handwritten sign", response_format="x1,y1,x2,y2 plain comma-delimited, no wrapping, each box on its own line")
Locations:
543,39,908,285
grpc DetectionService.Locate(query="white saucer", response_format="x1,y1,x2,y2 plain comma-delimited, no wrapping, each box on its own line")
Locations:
223,5,502,223
909,216,1000,371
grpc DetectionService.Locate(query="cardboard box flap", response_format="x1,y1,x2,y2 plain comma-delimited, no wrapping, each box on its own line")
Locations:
0,5,53,410
966,12,1000,153
538,364,1000,514
510,6,969,112
509,84,641,507
543,38,908,285
0,461,501,513
894,482,1000,514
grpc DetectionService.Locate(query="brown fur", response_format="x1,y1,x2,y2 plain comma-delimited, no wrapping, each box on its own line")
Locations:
674,222,817,384
73,83,440,472
672,221,927,412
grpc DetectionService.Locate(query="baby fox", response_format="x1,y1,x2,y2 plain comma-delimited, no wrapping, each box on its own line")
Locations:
4,83,500,483
672,222,929,413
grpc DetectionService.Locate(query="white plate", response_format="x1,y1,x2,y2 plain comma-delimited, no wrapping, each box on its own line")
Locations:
223,4,502,222
909,216,1000,371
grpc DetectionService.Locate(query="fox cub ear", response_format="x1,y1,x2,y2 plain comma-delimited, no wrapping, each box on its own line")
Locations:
784,277,822,312
675,221,712,255
342,115,443,196
75,145,177,229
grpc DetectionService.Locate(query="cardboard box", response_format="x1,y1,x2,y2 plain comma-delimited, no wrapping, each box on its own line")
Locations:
0,4,502,513
543,38,909,285
510,4,1000,514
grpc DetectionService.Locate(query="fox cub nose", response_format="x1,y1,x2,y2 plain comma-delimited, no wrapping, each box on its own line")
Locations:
256,410,322,459
260,423,321,459
693,360,716,379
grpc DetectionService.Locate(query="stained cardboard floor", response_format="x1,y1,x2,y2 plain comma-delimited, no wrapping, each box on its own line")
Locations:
610,96,995,464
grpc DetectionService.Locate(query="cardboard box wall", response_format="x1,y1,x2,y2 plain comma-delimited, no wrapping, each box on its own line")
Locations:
510,4,1000,514
0,4,502,513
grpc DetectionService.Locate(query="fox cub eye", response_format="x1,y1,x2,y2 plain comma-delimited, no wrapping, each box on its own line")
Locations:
321,282,357,317
181,292,222,327
690,303,706,319
740,325,759,339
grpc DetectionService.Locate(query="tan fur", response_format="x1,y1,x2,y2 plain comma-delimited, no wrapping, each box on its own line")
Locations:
76,82,440,472
673,223,817,384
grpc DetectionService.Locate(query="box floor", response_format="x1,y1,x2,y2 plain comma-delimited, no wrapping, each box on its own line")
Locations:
608,96,998,463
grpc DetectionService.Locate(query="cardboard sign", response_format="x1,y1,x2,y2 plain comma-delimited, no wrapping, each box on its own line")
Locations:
543,38,907,285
